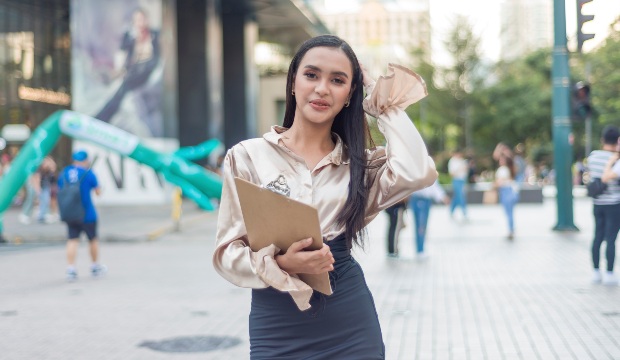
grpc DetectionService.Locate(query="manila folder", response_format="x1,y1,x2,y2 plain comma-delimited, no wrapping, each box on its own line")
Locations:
234,177,332,295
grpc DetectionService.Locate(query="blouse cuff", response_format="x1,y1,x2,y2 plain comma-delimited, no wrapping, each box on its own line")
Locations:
251,244,314,311
363,63,428,118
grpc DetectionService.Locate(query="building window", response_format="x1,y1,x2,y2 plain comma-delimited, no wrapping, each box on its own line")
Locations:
0,0,71,161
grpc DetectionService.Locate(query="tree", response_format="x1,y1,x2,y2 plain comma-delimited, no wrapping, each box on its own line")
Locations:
403,47,455,156
471,49,553,162
440,15,484,151
588,17,620,127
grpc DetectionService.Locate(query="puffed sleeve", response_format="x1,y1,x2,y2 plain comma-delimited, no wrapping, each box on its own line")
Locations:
364,64,438,221
212,145,314,311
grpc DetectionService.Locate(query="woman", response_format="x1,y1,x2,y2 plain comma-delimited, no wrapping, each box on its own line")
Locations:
213,35,436,359
495,155,519,240
37,156,58,223
95,8,160,132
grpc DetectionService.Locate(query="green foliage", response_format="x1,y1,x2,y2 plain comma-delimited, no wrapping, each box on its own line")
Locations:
405,16,482,155
437,172,451,185
471,49,553,156
397,16,619,176
588,17,620,128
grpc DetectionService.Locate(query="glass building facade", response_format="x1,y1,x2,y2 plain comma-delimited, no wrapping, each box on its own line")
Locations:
0,0,326,175
0,0,71,160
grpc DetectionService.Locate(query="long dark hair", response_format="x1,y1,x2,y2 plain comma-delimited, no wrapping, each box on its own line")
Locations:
282,35,373,248
500,155,516,179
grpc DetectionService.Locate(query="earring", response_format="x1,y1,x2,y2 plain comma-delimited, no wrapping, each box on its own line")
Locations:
344,100,350,107
292,90,295,96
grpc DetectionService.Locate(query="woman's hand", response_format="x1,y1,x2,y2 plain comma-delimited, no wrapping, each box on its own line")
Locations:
359,62,375,88
275,238,335,275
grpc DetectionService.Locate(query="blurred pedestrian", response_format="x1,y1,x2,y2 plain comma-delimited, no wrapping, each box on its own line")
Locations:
448,149,469,220
467,157,477,184
19,173,38,224
513,143,527,184
587,125,620,286
385,198,407,257
495,154,519,240
58,150,105,281
493,142,513,162
0,153,11,174
573,157,586,186
409,180,449,260
36,156,58,224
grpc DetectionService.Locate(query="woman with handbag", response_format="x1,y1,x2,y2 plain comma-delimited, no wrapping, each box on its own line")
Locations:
495,154,519,240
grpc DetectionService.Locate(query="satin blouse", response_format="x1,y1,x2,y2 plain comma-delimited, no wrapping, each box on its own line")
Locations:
213,64,438,310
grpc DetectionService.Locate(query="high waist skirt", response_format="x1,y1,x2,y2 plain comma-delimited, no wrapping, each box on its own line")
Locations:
249,234,385,359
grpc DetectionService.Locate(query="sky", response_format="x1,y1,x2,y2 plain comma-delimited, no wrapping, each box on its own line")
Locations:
320,0,620,66
430,0,620,66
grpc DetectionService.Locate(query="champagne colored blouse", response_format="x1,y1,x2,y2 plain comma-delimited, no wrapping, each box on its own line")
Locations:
213,64,438,310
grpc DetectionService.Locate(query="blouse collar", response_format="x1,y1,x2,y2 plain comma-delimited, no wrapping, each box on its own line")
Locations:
263,126,349,166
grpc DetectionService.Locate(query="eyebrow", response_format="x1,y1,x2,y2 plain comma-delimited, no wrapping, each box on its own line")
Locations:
303,65,349,79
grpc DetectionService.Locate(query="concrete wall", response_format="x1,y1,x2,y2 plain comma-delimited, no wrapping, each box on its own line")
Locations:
258,75,287,135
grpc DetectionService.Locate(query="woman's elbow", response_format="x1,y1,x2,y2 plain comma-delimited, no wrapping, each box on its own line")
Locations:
415,158,438,188
400,162,437,191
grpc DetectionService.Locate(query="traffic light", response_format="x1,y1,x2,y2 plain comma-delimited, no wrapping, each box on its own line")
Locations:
573,81,592,120
577,0,595,52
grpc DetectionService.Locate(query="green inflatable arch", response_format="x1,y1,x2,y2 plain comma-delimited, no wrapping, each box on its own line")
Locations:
0,110,223,237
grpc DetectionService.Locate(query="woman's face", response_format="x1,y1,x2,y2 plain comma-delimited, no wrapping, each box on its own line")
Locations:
133,11,147,31
292,46,353,126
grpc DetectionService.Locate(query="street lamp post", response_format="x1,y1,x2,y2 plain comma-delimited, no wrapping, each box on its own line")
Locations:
552,0,578,231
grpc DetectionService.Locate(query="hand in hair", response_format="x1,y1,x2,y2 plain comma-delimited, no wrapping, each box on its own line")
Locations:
359,62,375,88
275,238,335,275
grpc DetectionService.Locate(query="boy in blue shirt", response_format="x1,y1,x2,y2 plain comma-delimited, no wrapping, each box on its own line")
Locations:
58,150,104,281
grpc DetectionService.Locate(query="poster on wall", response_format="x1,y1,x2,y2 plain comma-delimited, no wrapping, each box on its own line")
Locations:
71,0,164,138
71,0,178,205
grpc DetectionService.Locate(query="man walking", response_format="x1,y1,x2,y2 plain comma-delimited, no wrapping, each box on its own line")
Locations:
58,150,105,281
587,125,620,286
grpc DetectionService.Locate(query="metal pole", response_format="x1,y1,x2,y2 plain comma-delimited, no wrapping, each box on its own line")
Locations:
584,61,592,157
585,115,592,155
552,0,578,231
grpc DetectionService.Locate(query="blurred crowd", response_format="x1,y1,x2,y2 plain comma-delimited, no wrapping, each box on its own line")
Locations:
1,150,61,225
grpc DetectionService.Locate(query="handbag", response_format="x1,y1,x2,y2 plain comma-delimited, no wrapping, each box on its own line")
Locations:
587,178,607,198
482,189,498,204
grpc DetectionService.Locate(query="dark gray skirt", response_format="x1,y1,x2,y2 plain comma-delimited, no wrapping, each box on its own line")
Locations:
249,234,385,359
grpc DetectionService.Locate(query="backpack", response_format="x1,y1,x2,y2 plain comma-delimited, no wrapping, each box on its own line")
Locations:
587,178,607,198
58,168,88,223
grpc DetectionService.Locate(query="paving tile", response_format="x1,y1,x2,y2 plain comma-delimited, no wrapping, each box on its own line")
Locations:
0,198,619,359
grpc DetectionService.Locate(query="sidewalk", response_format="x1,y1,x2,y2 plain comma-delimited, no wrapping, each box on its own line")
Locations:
2,200,207,244
0,197,619,359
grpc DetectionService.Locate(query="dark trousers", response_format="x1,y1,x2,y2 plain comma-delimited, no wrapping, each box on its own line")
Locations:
592,203,620,272
249,234,385,359
385,202,406,255
410,196,432,253
95,58,158,122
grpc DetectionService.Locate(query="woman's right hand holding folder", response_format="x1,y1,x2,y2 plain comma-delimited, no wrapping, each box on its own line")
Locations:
275,238,335,275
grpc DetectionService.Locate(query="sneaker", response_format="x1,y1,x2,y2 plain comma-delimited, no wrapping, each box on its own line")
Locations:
602,271,618,286
91,264,107,277
44,213,59,224
416,252,429,261
592,269,602,284
66,269,78,282
18,214,31,225
387,253,399,258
